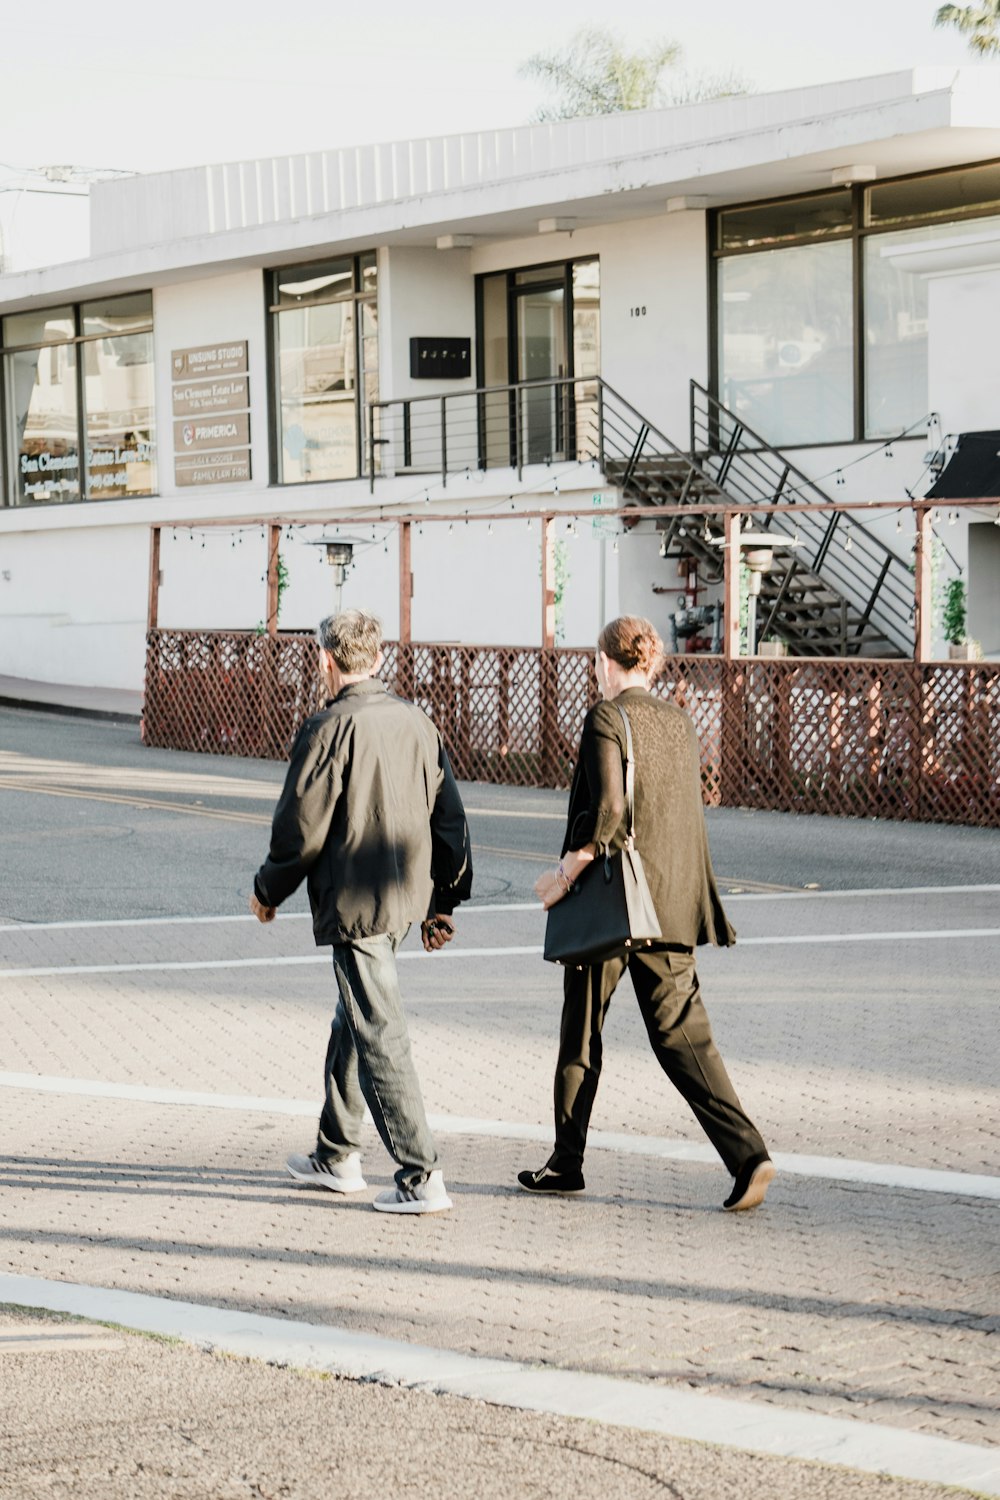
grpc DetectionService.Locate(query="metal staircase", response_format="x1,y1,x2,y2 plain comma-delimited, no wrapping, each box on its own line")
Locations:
687,383,913,656
602,378,913,656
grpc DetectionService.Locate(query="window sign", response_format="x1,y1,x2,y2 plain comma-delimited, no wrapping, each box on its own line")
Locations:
2,292,155,507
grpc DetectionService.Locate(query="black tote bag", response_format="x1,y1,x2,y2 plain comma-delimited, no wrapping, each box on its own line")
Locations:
543,702,662,968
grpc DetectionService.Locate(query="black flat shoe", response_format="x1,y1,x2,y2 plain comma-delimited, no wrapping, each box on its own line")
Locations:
723,1154,775,1211
517,1166,585,1195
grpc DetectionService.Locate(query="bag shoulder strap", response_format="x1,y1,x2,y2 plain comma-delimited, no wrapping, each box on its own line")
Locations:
613,701,637,843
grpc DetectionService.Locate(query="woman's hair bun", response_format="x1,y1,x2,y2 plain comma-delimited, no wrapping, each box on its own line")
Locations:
598,616,664,675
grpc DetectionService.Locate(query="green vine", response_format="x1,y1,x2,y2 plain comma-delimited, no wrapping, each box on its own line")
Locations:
942,576,967,645
255,551,290,635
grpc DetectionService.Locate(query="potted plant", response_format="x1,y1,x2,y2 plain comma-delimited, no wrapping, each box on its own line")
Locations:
942,577,980,660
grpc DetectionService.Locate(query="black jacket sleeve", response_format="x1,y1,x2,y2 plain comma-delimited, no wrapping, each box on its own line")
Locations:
254,720,343,909
565,703,627,854
429,743,473,915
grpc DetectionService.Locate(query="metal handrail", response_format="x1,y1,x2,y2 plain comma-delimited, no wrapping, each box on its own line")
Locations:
689,380,913,654
367,374,724,498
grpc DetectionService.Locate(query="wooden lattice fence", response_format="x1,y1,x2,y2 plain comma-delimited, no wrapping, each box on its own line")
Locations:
141,629,1000,828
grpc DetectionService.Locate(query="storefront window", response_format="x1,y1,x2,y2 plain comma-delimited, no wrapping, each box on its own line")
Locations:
270,254,377,484
2,293,155,506
719,241,853,445
714,160,1000,445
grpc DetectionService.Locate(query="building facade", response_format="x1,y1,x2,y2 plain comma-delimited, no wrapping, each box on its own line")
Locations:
2,67,1000,693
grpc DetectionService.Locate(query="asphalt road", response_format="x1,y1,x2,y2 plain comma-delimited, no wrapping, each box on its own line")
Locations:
1,706,997,926
1,704,998,1500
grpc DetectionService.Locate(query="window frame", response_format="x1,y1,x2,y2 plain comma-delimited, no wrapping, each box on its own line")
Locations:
0,292,156,508
709,156,1000,448
267,252,378,487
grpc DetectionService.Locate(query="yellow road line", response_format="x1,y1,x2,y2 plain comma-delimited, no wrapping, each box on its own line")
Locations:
0,777,807,892
0,779,270,826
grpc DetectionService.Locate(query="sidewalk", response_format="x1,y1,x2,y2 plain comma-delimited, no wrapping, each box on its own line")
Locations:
0,674,142,722
3,1305,976,1500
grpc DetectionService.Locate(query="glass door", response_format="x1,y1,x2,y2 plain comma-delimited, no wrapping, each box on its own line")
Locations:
476,260,599,468
515,283,567,462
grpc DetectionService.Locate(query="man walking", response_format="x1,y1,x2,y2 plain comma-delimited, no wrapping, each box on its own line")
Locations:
251,609,472,1214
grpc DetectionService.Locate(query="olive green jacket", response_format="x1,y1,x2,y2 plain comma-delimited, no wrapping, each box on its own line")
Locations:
562,686,735,948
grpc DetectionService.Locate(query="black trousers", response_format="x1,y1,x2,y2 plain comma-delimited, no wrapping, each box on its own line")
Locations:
549,944,767,1177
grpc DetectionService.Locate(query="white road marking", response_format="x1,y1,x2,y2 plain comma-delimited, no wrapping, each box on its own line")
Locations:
0,1072,996,1200
1,928,998,979
1,1276,997,1493
0,884,996,934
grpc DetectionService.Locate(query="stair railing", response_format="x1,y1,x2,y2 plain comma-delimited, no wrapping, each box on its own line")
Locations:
690,381,913,655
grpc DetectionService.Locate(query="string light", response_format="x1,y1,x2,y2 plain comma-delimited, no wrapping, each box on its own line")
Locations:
896,517,902,533
659,535,667,557
948,510,958,525
844,533,853,552
612,537,619,553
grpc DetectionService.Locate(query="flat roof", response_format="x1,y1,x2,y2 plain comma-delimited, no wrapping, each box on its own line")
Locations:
2,67,999,311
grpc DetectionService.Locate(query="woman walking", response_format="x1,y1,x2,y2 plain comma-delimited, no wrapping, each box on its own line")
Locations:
519,615,774,1211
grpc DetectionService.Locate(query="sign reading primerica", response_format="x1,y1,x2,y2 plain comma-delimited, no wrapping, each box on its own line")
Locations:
171,340,251,486
173,413,250,454
171,342,248,380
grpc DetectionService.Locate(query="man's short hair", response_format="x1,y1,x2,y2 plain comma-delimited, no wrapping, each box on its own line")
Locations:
316,610,383,674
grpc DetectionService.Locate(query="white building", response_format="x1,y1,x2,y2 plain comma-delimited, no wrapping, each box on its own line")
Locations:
3,66,1000,694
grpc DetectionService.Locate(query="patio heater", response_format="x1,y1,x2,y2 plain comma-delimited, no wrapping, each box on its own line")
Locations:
308,536,362,615
711,523,801,655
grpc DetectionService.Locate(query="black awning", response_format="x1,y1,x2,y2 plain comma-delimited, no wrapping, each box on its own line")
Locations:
927,430,1000,498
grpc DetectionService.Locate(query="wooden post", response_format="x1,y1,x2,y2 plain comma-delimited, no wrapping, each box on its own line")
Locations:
266,523,281,638
399,520,412,645
398,520,414,701
541,515,556,650
913,504,933,663
147,525,161,632
722,511,741,659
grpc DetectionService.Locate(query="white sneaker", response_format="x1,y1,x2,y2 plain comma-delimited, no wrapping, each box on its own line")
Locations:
286,1151,367,1194
371,1169,452,1215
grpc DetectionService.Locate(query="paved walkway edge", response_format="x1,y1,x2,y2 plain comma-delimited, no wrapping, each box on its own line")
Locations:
2,1072,998,1200
1,1275,997,1494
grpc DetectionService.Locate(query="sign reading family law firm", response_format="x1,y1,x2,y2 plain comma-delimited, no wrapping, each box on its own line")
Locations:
172,374,249,417
171,340,251,487
175,450,252,487
171,341,248,381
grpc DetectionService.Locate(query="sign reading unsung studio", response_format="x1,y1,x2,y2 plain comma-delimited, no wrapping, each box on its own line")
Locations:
171,341,251,487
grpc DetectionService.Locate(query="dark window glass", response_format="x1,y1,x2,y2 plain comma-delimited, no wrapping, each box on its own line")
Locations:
515,265,564,285
2,308,74,348
272,258,354,307
867,161,1000,227
81,293,153,337
718,192,852,251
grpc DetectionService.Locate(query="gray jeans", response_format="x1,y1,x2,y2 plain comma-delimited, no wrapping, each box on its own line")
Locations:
316,932,440,1191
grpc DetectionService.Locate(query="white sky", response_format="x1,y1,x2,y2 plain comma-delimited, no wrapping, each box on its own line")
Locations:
0,0,986,176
